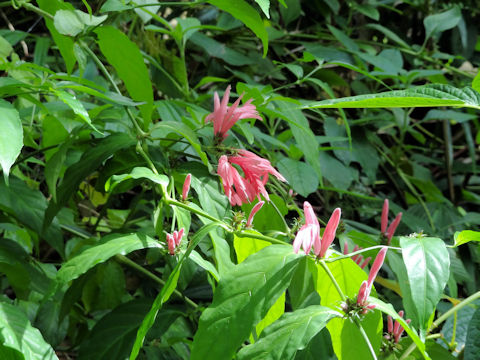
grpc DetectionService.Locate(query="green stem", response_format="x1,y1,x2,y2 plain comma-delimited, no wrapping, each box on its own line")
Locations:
430,290,480,330
136,142,160,176
115,254,198,309
354,317,378,360
270,199,291,236
19,2,54,20
167,198,223,223
325,246,401,263
81,43,146,136
234,230,288,245
319,260,346,301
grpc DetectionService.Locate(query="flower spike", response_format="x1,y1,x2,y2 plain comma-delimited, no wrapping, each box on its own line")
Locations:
246,201,264,228
182,173,191,201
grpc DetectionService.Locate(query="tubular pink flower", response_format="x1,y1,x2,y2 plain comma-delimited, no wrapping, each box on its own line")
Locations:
387,315,394,333
246,201,264,228
386,310,410,344
360,257,371,269
167,234,175,255
386,212,402,242
205,85,262,140
182,173,191,201
357,280,368,306
381,199,389,234
315,208,341,258
367,247,388,290
217,155,256,206
344,242,371,269
293,202,320,255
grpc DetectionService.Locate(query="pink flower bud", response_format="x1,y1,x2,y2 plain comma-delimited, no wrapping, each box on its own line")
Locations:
387,315,394,333
316,208,341,258
360,257,371,269
343,241,349,255
381,199,389,234
246,201,264,228
367,247,387,290
182,174,191,201
357,280,368,306
167,234,175,255
386,212,402,243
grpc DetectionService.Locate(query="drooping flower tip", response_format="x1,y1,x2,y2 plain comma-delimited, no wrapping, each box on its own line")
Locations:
356,247,387,308
293,201,320,255
246,201,264,228
182,173,192,201
205,85,262,140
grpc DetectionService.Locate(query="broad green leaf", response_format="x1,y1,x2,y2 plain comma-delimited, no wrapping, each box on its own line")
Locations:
399,236,450,334
151,121,209,167
0,35,13,59
233,232,283,338
189,250,220,281
105,167,169,192
54,9,107,36
465,307,480,360
190,245,302,360
313,256,383,359
454,230,480,247
424,7,462,40
277,158,319,197
368,298,429,359
130,222,224,360
37,0,76,73
237,306,341,360
473,71,480,93
52,89,100,132
0,100,23,181
241,194,288,233
208,0,269,57
302,85,480,110
44,133,135,228
95,26,154,127
254,0,270,18
288,257,318,310
0,302,58,360
133,0,160,23
57,233,162,283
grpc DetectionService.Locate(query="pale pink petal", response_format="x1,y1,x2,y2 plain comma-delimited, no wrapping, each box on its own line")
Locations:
182,174,191,201
318,208,341,258
246,201,264,227
367,247,388,291
357,280,368,306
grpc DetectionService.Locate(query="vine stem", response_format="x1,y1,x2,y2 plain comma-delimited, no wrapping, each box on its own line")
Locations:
115,254,198,309
319,260,346,301
430,290,480,330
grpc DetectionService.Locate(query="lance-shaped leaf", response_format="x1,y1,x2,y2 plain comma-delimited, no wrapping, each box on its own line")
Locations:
190,245,302,360
0,100,23,182
302,85,480,110
237,305,340,360
399,236,449,335
57,233,163,284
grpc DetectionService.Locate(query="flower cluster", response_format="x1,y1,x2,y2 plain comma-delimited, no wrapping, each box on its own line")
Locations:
381,199,402,245
385,311,410,344
166,228,184,255
205,85,262,141
293,202,341,258
343,242,371,269
207,86,286,207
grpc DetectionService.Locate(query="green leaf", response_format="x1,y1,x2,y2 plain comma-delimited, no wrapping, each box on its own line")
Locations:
208,0,269,57
130,222,225,359
365,24,410,49
95,26,154,127
0,100,23,181
151,121,209,167
368,298,429,359
313,257,382,359
453,230,480,247
399,236,450,334
52,89,100,132
277,158,319,197
473,71,480,93
0,35,13,59
465,307,480,360
424,7,462,40
0,302,58,360
57,233,162,284
36,0,76,73
191,245,302,360
302,85,480,110
237,306,340,360
44,133,135,228
105,167,169,192
254,0,270,18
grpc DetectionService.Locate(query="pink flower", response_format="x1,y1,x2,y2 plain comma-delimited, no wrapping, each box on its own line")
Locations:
380,199,402,245
343,242,371,269
246,201,264,228
217,151,286,206
386,310,411,343
166,228,184,255
315,208,341,258
205,85,262,140
293,202,320,254
182,174,191,201
357,247,388,308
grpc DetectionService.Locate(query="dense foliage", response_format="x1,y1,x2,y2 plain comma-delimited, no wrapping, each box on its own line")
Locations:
1,0,480,359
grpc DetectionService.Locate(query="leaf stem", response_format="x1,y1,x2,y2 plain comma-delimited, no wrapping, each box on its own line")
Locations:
115,254,198,309
430,290,480,330
234,230,288,245
354,317,378,360
319,260,346,301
